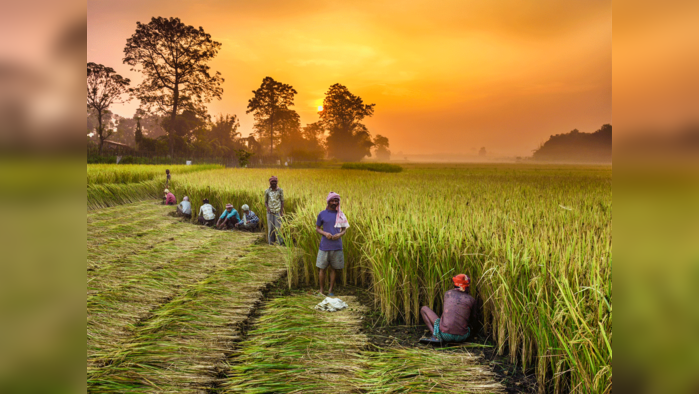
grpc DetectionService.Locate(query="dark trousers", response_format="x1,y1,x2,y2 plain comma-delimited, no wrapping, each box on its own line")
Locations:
198,216,215,226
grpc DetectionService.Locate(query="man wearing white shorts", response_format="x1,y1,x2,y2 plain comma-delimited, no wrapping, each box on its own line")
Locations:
315,192,349,296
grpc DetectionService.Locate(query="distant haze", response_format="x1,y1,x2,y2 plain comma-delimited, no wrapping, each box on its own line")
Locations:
88,0,611,157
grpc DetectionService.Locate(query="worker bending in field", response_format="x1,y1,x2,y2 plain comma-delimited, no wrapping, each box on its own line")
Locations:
216,203,241,230
163,189,176,205
419,274,476,344
264,176,285,245
316,192,349,296
235,204,260,231
198,198,217,226
176,196,192,219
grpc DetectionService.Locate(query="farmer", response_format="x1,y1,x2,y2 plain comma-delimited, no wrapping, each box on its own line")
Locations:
264,176,284,245
197,198,217,226
315,192,349,296
235,204,260,231
165,169,171,188
176,196,192,219
216,203,241,230
419,274,476,344
163,189,176,205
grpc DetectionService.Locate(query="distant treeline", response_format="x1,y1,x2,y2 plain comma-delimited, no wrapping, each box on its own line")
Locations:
532,124,611,162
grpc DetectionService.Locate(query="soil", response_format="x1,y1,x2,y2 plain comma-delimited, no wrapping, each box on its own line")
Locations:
330,284,539,394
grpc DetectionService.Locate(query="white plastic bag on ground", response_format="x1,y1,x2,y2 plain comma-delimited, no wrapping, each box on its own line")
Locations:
314,297,348,312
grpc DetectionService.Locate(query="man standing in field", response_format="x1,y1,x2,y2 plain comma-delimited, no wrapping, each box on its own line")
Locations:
264,176,284,245
316,192,349,296
419,274,476,344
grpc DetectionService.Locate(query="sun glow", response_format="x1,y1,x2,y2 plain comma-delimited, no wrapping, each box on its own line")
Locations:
317,105,323,111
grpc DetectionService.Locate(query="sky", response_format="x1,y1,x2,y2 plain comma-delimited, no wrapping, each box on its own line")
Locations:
87,0,611,157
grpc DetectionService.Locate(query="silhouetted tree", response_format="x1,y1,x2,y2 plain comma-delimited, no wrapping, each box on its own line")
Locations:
479,147,486,156
208,114,242,155
532,124,612,162
320,83,376,161
123,16,224,156
373,134,391,161
134,114,144,147
246,76,297,155
86,62,131,155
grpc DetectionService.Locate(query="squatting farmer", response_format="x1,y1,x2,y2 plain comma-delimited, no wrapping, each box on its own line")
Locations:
216,203,241,230
197,198,217,226
176,196,192,219
163,189,176,205
264,176,284,245
419,274,476,344
235,204,260,231
315,192,349,296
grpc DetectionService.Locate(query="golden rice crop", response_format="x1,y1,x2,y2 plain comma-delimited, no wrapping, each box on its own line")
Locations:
91,163,612,393
87,164,222,185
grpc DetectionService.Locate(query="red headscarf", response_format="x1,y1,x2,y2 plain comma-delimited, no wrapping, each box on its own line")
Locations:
452,274,470,291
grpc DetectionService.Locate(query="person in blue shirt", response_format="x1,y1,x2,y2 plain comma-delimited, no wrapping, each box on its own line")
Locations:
315,192,350,296
216,203,241,230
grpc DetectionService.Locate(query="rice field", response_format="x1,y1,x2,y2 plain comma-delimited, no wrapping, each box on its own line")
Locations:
87,164,222,185
87,163,612,393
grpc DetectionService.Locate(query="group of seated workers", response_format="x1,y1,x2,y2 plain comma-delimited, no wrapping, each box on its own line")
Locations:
167,190,259,232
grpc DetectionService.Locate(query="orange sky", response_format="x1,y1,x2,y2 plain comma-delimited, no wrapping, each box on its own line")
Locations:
88,0,611,157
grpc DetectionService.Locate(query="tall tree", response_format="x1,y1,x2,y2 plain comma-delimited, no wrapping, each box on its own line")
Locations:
123,16,224,156
320,83,376,161
373,134,391,161
208,113,242,155
246,77,297,155
86,62,131,155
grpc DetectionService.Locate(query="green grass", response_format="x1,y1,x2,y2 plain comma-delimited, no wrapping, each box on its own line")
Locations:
86,202,288,393
223,292,503,393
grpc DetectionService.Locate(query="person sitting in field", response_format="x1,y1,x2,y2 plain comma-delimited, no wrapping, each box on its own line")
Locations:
163,189,176,205
197,198,217,226
216,203,241,230
419,274,476,344
176,196,192,219
235,204,260,231
315,192,349,296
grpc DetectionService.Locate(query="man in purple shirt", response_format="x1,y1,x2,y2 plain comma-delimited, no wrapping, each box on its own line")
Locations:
315,192,349,296
419,274,476,344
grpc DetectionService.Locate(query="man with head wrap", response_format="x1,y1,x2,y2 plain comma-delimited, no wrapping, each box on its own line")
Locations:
419,274,476,344
315,191,350,296
235,204,260,231
176,196,192,219
264,176,284,244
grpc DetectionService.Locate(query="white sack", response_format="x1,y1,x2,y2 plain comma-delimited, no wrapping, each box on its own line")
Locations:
314,297,349,312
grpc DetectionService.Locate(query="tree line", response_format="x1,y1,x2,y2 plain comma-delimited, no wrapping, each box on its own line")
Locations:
87,16,391,163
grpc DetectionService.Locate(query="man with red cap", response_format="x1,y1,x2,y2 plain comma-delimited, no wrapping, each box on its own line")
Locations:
419,274,476,344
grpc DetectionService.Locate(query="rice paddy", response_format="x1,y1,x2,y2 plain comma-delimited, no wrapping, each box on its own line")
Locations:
87,163,612,393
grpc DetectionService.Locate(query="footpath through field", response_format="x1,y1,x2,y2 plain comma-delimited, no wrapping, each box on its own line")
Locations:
87,201,504,393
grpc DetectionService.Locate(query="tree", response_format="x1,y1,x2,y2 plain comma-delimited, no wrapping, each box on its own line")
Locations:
134,114,144,147
86,62,131,155
246,77,298,156
320,83,376,161
208,114,242,155
123,16,224,156
479,147,486,156
373,134,391,161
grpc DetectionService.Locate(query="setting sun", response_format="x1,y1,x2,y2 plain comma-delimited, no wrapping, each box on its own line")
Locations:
317,105,323,112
